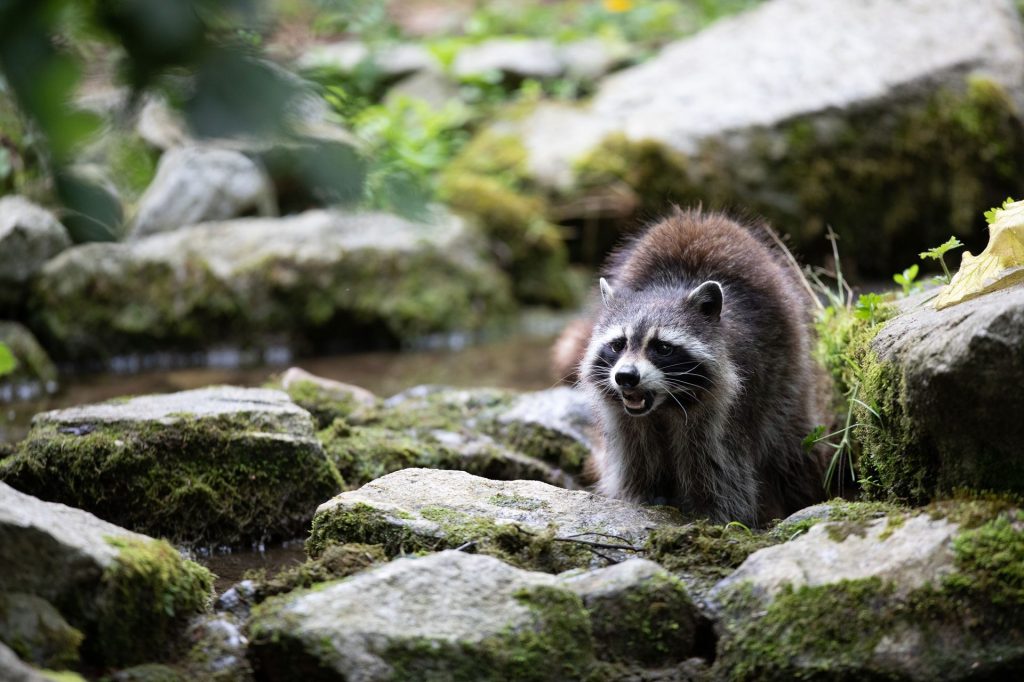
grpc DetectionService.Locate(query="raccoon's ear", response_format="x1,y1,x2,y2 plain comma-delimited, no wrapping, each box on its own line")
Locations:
599,277,615,305
687,281,723,321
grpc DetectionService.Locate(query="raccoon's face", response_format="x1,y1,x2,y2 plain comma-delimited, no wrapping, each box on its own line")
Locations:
582,279,723,418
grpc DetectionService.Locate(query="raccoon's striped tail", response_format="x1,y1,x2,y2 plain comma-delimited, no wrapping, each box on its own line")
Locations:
550,316,594,385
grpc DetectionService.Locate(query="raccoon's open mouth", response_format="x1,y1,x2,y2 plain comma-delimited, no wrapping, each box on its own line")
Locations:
620,389,654,416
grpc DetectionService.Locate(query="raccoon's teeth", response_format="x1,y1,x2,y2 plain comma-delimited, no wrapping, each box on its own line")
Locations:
623,395,646,410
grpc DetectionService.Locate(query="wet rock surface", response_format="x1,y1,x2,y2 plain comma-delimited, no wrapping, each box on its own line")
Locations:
0,386,339,545
861,286,1024,502
31,207,514,362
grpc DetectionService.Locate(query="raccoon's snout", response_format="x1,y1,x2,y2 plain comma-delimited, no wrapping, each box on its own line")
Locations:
614,365,640,388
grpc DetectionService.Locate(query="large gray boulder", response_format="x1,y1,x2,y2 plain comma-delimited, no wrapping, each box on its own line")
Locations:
248,550,701,681
851,285,1024,503
0,642,51,682
495,0,1024,273
0,196,70,312
709,501,1024,680
453,39,564,81
128,146,277,238
0,386,340,545
307,468,683,571
0,482,212,667
31,207,513,362
297,42,440,80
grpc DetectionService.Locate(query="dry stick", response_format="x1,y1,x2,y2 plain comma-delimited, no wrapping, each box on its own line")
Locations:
758,221,824,311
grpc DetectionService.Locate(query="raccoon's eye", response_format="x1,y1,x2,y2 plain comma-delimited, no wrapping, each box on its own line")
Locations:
609,338,626,353
653,340,674,356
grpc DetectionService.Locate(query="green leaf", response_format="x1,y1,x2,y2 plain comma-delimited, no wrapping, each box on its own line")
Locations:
802,424,826,451
919,236,964,261
0,342,17,377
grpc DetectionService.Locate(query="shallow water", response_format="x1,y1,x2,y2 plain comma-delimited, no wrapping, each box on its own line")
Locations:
0,314,570,445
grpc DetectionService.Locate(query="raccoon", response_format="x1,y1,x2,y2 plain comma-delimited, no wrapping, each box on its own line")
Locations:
567,208,830,526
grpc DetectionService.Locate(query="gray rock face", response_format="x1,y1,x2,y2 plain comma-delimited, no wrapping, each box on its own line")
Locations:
709,504,1024,680
561,559,699,665
308,468,682,568
502,0,1024,273
128,146,277,238
249,550,593,681
454,39,565,80
0,482,146,606
0,196,70,311
279,366,378,427
0,642,49,682
386,70,461,109
486,386,595,475
520,0,1024,188
0,593,82,669
0,322,58,402
863,285,1024,501
559,38,630,81
135,97,191,151
0,482,213,667
249,550,702,681
32,207,512,362
1,387,339,545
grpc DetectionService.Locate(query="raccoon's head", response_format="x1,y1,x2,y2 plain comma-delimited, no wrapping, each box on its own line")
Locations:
581,278,733,418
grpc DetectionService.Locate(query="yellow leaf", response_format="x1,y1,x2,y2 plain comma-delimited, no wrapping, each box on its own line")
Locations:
934,199,1024,309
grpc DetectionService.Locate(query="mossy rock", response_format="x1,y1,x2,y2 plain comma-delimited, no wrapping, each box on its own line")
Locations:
0,482,213,668
0,387,341,546
573,77,1024,276
0,594,83,670
274,366,379,429
818,286,1024,504
710,499,1024,680
30,207,515,363
248,551,596,681
307,468,684,573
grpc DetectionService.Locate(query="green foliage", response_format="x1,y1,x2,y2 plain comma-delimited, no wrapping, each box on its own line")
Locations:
892,264,920,296
853,292,886,324
919,235,965,283
0,342,16,377
984,196,1016,224
352,97,470,215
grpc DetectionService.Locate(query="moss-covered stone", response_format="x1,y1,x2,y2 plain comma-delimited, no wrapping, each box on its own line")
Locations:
713,504,1024,680
30,208,515,363
0,594,83,670
573,78,1024,277
106,663,185,682
644,521,779,595
274,368,379,429
86,537,213,667
0,388,341,546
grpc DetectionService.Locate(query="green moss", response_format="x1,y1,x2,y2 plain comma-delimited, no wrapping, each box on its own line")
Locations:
307,502,594,573
30,233,515,362
0,322,58,387
487,493,547,512
246,543,387,602
716,504,1024,680
102,132,158,202
0,593,83,669
573,77,1024,277
103,663,185,681
85,537,212,667
278,379,376,429
0,414,341,546
489,419,588,475
644,521,778,592
584,572,695,666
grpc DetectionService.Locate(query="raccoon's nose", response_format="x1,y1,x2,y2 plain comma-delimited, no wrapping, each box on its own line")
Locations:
615,365,640,388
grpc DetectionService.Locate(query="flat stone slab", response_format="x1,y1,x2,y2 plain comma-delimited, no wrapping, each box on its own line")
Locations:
248,550,700,681
1,387,339,545
31,207,513,362
308,468,683,570
709,502,1024,680
0,482,212,667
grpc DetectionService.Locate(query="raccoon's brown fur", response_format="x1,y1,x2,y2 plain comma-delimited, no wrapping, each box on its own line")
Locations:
563,208,832,526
